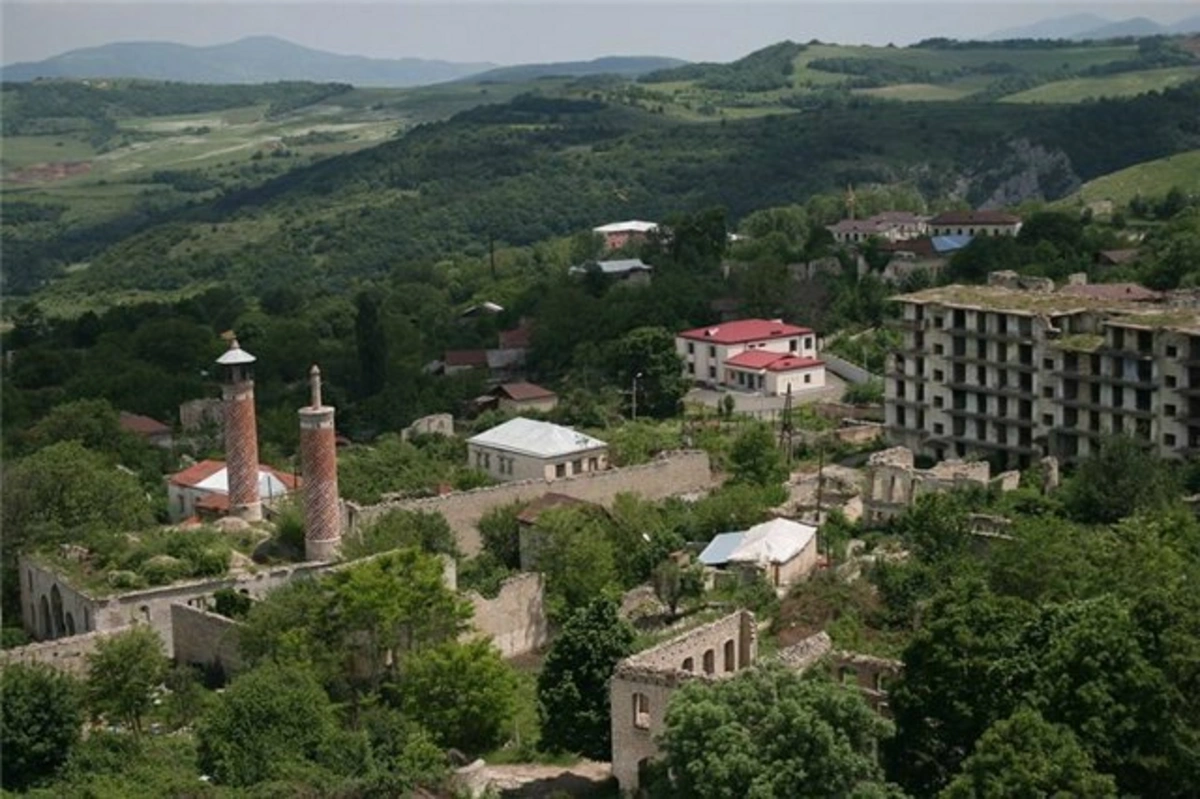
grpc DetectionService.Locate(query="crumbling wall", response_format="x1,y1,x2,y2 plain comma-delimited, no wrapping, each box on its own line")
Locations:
464,572,548,658
0,628,128,676
610,611,757,793
171,604,244,676
831,651,902,716
350,451,713,555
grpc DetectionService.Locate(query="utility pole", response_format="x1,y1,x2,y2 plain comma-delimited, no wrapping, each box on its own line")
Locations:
631,371,643,421
489,235,497,281
778,384,794,463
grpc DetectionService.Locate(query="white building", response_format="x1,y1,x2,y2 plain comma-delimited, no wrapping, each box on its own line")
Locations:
592,220,659,251
676,318,825,395
927,210,1022,238
168,459,298,522
699,517,819,589
466,417,609,482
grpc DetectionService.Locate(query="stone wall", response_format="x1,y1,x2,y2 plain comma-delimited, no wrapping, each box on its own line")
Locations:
0,628,128,676
831,651,902,716
464,572,548,658
171,604,244,676
610,611,757,793
349,451,713,555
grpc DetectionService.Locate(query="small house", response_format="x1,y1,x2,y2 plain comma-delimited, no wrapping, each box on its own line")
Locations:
491,381,558,414
698,518,819,590
119,411,174,449
466,417,608,483
168,459,298,522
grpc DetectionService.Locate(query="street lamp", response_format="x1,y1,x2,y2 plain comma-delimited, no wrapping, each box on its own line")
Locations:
632,371,644,421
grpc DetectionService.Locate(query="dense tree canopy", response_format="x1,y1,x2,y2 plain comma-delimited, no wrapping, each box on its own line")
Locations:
0,663,84,791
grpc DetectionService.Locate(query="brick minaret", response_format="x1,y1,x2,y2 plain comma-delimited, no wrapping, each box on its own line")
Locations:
217,337,262,522
299,365,341,561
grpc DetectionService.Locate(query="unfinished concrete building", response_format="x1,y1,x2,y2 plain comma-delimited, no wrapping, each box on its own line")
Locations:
610,611,758,793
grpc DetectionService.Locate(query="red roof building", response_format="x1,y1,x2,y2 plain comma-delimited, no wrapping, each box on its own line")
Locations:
119,411,174,448
676,318,825,397
499,320,533,350
444,349,490,372
491,381,559,413
168,459,299,522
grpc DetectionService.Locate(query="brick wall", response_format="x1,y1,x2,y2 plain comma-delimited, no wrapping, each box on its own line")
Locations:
349,451,713,555
464,572,548,658
171,604,244,676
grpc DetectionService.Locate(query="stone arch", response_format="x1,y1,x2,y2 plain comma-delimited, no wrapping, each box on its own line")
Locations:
39,595,52,640
681,657,694,672
839,666,858,685
702,648,715,674
632,692,650,730
64,612,76,636
83,607,91,632
723,639,736,672
50,585,66,638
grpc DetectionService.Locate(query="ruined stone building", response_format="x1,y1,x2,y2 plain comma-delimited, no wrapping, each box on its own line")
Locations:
862,446,996,525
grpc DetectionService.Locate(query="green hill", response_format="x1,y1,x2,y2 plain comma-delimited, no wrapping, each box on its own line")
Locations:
1059,149,1200,207
999,66,1200,102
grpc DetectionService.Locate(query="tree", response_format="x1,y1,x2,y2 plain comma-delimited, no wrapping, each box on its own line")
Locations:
85,626,167,736
609,326,689,419
729,422,787,487
196,662,338,787
343,508,460,560
656,665,896,798
478,500,524,569
0,663,84,790
653,558,704,617
533,507,620,619
396,639,518,753
942,707,1117,798
537,598,634,759
1061,435,1180,525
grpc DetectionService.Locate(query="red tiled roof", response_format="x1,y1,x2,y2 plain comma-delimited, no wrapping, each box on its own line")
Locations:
169,459,225,487
498,322,533,350
1058,283,1162,302
929,210,1021,226
679,318,812,345
119,411,171,436
494,381,557,402
444,349,489,368
169,459,300,490
725,351,824,373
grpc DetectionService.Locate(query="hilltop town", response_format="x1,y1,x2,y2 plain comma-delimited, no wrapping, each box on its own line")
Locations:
3,22,1200,799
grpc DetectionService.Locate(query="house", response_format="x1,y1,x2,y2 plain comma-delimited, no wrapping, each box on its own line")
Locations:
466,417,608,483
491,381,558,413
167,459,298,522
459,301,505,318
119,411,173,449
592,220,658,251
928,210,1022,238
498,319,533,351
698,517,819,589
443,349,489,375
827,212,928,244
676,318,824,395
1095,248,1140,267
569,258,653,285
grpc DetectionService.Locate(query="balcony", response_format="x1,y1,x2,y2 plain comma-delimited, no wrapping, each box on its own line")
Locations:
946,408,1035,427
947,382,1035,399
945,327,1034,343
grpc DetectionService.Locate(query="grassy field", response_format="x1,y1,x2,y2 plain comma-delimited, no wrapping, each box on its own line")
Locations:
853,82,974,101
1057,149,1200,207
1000,66,1200,103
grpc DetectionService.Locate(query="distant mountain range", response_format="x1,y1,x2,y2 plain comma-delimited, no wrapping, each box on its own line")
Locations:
0,37,690,88
0,36,494,86
988,13,1200,41
465,56,687,84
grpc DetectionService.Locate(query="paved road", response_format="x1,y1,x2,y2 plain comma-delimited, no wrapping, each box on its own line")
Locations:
686,374,847,418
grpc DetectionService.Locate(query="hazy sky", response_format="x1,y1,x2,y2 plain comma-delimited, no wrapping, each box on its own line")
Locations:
3,2,1198,66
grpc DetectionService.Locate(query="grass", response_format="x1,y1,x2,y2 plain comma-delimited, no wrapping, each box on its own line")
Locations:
1057,149,1200,208
1000,66,1200,103
853,83,973,101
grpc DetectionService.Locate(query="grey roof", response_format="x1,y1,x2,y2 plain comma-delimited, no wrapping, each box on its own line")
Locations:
569,258,652,276
698,531,747,566
467,417,607,459
728,518,817,565
216,340,256,365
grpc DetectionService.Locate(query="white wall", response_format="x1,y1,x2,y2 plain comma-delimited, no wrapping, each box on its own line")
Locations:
769,365,827,395
468,443,608,483
677,333,817,387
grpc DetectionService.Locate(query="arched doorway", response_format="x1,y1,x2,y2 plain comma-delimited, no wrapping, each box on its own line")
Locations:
65,612,76,636
50,586,66,638
39,595,52,640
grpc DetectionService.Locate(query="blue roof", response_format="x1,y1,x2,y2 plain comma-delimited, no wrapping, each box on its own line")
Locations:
932,234,973,254
698,531,747,566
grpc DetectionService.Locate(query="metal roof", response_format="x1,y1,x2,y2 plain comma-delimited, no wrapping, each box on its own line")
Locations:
592,220,658,233
467,417,607,459
698,532,747,566
931,234,973,254
728,518,818,565
216,339,256,365
569,258,652,276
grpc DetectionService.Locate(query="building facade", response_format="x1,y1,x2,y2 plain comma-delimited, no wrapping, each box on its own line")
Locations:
676,318,822,394
466,417,608,482
592,220,658,251
927,210,1022,238
885,280,1200,469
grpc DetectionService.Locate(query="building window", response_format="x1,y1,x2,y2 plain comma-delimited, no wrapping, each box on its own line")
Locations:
555,463,566,478
572,459,583,475
1166,375,1177,388
1042,387,1054,399
839,666,857,685
703,649,715,674
724,640,736,672
1166,433,1177,447
789,339,797,352
934,422,944,435
588,457,598,471
933,396,944,408
1166,345,1178,358
708,345,716,358
682,657,694,672
687,342,694,355
708,365,716,379
633,693,650,730
803,374,811,384
1043,358,1055,370
1042,414,1054,427
933,369,944,381
804,337,813,350
1166,404,1177,416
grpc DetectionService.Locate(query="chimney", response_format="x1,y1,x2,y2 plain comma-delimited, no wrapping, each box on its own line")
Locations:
299,365,341,561
217,336,262,522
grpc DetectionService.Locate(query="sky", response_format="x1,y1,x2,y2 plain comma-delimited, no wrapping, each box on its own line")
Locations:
3,2,1198,66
